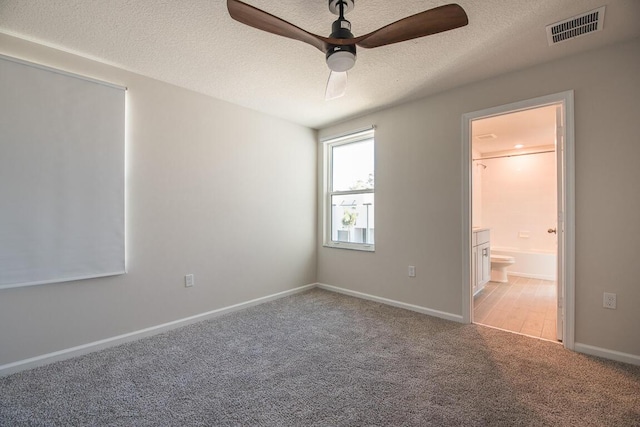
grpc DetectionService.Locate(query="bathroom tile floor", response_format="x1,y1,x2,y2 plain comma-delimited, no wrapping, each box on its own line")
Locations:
473,275,558,342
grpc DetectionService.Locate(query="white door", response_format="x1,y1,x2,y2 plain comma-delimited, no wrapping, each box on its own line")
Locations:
555,105,565,341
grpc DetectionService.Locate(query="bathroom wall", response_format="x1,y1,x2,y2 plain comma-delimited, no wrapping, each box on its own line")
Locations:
471,150,483,227
480,151,557,253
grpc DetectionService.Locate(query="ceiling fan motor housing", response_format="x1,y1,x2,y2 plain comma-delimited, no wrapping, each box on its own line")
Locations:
326,17,356,72
328,0,354,16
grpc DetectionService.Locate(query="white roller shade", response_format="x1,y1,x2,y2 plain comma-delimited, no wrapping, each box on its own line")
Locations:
0,55,126,289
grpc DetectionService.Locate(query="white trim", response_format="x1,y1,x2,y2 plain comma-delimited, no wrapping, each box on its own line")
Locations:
574,343,640,366
506,272,556,281
0,271,127,290
322,242,375,252
0,283,316,377
563,92,576,350
4,281,635,377
320,126,375,143
0,53,126,90
0,29,134,81
462,116,472,324
317,283,464,323
461,91,575,350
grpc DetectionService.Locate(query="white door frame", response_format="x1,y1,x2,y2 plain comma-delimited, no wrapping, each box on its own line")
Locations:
461,91,575,350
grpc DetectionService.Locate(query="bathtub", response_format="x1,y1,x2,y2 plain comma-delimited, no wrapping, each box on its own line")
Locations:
491,247,557,281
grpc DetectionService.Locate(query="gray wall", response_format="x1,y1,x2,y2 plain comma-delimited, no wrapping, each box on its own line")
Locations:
0,34,317,365
2,33,638,366
318,38,640,357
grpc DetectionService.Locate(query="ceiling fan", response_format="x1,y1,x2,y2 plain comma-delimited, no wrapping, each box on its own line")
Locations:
227,0,468,100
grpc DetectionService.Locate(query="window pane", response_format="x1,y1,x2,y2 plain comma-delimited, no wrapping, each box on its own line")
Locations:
332,139,374,192
330,193,374,244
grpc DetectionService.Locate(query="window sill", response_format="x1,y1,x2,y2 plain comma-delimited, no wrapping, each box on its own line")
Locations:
323,242,375,252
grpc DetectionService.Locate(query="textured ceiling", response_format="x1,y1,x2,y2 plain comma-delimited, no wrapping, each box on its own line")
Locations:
1,0,639,129
472,105,557,155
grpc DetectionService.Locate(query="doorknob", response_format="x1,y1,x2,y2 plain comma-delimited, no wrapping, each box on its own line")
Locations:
548,228,557,234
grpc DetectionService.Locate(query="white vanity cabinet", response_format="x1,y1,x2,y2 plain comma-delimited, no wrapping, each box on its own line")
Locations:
472,228,491,295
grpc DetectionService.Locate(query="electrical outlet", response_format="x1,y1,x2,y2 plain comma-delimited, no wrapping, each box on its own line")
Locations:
603,292,616,309
408,266,416,278
185,274,194,288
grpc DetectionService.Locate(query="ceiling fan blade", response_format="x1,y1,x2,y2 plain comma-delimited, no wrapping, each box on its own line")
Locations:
355,3,468,49
325,71,348,100
227,0,329,53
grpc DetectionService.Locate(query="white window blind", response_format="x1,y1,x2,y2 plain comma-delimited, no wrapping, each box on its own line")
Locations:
0,55,126,289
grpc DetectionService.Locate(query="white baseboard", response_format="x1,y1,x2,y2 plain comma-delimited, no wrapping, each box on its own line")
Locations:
317,283,464,323
7,283,635,377
509,272,556,281
0,283,317,377
574,343,640,366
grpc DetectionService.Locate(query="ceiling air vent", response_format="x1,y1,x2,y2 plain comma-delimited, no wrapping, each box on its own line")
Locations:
546,6,605,45
476,133,497,141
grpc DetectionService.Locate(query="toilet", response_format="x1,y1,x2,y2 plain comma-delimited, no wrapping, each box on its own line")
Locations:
490,254,516,283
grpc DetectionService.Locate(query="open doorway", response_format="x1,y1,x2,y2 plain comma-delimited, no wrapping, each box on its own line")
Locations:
462,92,575,348
472,105,559,340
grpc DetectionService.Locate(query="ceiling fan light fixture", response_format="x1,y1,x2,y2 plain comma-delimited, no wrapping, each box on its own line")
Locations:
326,49,356,72
227,0,469,97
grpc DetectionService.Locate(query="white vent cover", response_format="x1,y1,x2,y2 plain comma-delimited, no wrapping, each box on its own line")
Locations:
546,6,605,45
476,133,497,140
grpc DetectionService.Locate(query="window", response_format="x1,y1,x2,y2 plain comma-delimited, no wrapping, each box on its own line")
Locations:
0,55,125,289
324,129,375,251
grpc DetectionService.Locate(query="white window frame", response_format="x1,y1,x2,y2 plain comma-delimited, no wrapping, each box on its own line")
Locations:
322,128,375,252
